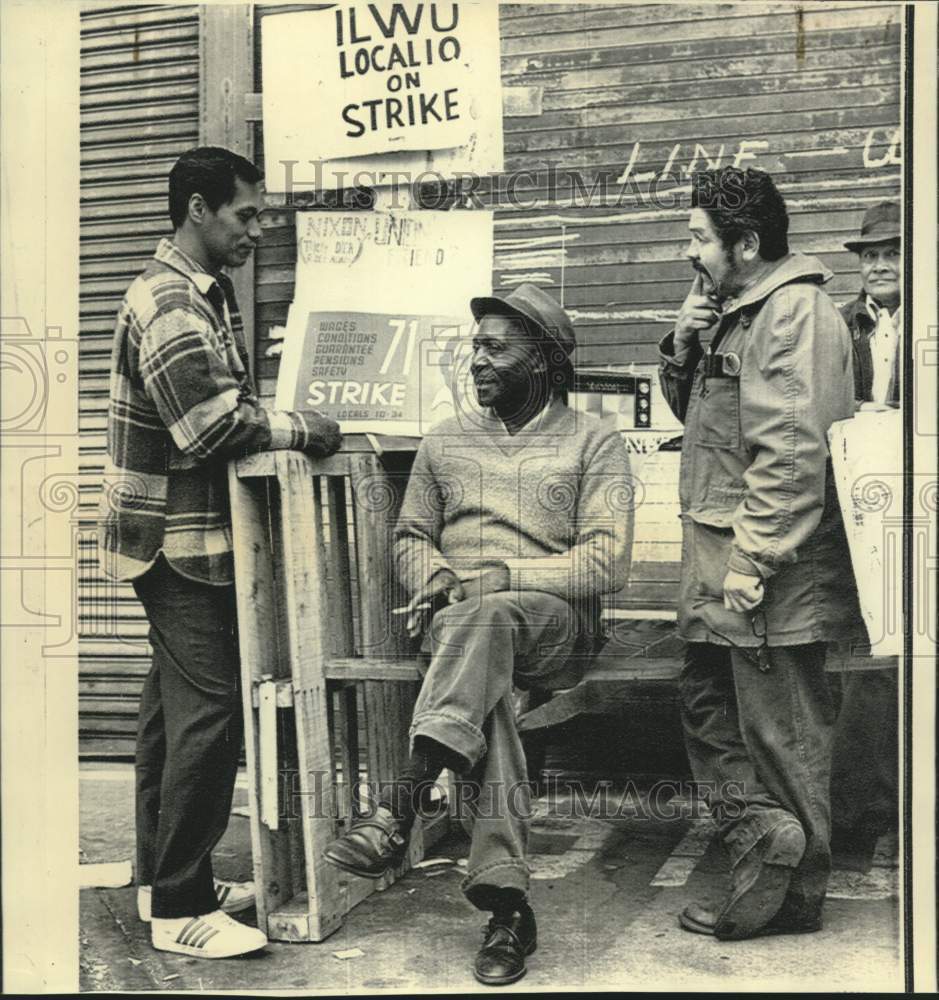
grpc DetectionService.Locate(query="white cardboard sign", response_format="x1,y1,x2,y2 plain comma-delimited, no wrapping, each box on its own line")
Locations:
828,410,903,656
276,209,493,436
261,3,503,190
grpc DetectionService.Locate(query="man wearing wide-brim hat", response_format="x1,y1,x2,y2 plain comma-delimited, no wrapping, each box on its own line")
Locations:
828,201,902,870
323,283,633,986
840,200,901,410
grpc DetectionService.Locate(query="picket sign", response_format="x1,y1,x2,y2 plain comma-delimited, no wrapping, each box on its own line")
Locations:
828,409,904,656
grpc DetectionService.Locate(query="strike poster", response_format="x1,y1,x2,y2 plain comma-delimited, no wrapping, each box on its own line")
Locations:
261,3,503,188
828,410,903,656
275,209,493,436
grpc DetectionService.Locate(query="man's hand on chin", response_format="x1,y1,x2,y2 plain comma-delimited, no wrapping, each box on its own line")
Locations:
723,570,764,613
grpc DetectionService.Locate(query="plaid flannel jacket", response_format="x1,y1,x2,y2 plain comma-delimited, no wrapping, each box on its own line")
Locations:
98,238,313,584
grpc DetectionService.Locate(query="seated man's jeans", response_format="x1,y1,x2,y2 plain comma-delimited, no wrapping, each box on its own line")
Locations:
679,641,835,906
413,591,579,910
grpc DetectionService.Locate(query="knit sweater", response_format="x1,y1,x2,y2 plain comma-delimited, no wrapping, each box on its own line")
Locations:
394,398,634,604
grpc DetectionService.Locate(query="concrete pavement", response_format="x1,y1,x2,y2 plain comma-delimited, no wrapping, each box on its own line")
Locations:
79,765,903,993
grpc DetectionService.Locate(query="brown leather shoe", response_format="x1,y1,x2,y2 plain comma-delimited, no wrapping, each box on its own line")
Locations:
473,901,537,986
322,807,408,879
678,818,806,940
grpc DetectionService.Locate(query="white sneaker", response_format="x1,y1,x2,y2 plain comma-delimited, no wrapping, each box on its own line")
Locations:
151,909,267,959
137,879,257,923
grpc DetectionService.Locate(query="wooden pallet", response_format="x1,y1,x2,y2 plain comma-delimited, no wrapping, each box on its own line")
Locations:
229,440,445,942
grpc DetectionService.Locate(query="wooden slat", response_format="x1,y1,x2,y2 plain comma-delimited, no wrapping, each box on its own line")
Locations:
334,686,360,828
351,452,410,662
326,476,359,827
227,465,295,931
517,648,896,732
325,657,423,683
499,4,899,57
274,450,344,941
258,680,280,830
235,437,383,478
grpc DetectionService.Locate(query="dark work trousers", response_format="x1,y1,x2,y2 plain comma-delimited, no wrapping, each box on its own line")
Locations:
412,591,579,911
679,641,835,907
132,555,242,919
829,667,899,837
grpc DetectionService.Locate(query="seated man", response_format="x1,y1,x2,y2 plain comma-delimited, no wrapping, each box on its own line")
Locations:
324,283,633,986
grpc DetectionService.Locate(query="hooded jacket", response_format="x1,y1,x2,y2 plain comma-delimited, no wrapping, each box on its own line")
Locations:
659,252,862,646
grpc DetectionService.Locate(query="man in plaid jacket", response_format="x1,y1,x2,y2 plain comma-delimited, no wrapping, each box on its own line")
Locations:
98,146,341,959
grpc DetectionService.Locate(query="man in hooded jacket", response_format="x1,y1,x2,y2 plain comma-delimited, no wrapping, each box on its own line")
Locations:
659,167,862,940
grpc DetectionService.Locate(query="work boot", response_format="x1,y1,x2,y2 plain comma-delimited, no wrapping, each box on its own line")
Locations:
679,817,806,940
680,890,823,938
759,892,824,935
322,806,408,879
474,900,537,986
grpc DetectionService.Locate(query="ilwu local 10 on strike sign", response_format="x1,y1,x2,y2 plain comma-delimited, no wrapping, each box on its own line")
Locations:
261,2,503,189
275,209,494,436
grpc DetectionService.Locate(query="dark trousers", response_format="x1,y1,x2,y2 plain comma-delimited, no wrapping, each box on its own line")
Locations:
679,641,835,905
132,555,242,919
413,592,579,911
830,667,899,836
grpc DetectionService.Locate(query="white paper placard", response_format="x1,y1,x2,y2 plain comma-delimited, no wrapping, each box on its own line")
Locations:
261,3,503,191
276,209,493,436
828,410,904,656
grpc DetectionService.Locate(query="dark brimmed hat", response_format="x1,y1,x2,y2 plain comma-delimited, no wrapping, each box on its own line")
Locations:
844,201,901,253
470,282,576,360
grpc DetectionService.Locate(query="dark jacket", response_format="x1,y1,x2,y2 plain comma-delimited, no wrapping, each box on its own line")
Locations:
659,253,863,647
841,293,901,409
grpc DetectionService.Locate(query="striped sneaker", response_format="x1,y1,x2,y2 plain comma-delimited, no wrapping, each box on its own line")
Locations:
151,909,267,959
137,879,256,923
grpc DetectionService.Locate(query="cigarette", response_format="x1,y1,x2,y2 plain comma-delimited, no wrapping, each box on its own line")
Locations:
392,602,432,615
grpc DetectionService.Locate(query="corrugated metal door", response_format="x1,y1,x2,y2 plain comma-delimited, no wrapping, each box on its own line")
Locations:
79,3,200,755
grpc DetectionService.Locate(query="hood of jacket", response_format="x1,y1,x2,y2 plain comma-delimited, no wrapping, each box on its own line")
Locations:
719,252,833,318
